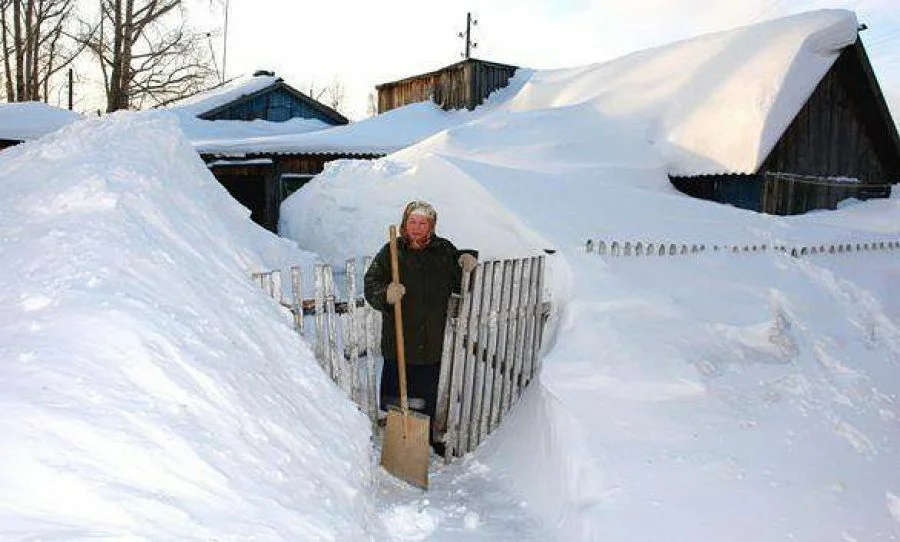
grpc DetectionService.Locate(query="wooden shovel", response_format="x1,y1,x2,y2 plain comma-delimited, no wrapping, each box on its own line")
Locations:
380,225,430,489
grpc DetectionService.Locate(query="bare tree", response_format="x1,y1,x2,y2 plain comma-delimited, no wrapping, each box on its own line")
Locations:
304,76,348,116
325,76,345,114
82,0,216,112
0,0,81,103
366,91,377,117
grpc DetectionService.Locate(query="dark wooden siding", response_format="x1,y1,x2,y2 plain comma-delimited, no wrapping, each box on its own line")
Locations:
205,153,383,232
670,173,890,215
672,38,900,215
760,174,891,215
761,40,900,184
202,87,344,125
378,59,517,113
671,175,764,212
207,161,274,228
0,139,20,152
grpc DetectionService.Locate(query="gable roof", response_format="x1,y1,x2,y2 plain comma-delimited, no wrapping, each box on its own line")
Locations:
506,9,866,176
0,102,81,141
167,73,348,125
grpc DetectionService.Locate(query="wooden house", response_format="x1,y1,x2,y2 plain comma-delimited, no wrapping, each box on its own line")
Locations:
376,58,518,113
174,70,349,125
670,37,900,215
171,72,361,231
202,151,382,232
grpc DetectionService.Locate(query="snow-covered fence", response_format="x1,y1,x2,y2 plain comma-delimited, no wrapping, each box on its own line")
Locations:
251,260,381,428
434,256,551,460
585,238,900,259
253,255,553,456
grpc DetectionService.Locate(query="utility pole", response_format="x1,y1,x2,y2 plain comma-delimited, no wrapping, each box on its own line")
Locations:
68,69,73,110
222,0,230,83
458,12,477,59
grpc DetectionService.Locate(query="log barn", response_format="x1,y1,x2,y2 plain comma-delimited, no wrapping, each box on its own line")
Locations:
670,35,900,215
376,58,518,113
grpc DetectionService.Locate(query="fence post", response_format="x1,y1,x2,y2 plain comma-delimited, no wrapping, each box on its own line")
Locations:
445,266,475,458
468,262,495,452
458,263,488,455
491,260,515,432
363,257,379,431
314,264,327,370
324,265,341,388
346,258,361,405
291,266,303,333
479,261,504,444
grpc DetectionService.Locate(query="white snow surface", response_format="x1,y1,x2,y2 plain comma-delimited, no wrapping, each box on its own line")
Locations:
503,9,860,175
0,102,83,141
280,8,900,541
0,113,376,539
185,9,855,174
4,7,900,542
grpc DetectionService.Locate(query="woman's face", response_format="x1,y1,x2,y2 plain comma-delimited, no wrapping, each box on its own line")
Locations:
405,214,433,247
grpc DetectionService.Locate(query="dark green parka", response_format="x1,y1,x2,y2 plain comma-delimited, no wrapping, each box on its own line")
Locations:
364,235,462,365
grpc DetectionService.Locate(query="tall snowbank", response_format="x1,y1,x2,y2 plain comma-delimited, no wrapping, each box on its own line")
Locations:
0,113,377,539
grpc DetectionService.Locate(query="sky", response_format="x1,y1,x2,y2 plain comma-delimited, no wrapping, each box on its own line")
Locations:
187,0,900,120
4,8,900,542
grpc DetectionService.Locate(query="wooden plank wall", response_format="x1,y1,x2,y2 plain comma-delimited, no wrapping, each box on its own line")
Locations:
762,44,898,184
378,59,518,113
204,153,383,232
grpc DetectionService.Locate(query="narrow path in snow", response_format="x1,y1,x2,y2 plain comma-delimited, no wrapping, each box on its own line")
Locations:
372,451,552,541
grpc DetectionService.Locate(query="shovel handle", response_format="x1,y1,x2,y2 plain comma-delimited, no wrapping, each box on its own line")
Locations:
388,225,409,414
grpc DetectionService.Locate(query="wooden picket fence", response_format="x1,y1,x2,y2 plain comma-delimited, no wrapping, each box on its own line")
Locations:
586,238,900,258
434,255,550,460
252,259,382,430
252,254,551,460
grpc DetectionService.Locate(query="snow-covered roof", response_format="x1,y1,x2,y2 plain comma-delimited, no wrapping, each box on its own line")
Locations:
192,101,470,157
175,115,331,151
0,102,82,141
165,74,279,118
507,9,861,175
178,10,865,171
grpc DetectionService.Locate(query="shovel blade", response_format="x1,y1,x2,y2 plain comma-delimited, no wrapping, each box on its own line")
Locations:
380,408,430,489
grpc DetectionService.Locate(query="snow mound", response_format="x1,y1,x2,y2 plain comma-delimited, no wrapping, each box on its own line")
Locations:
0,112,375,539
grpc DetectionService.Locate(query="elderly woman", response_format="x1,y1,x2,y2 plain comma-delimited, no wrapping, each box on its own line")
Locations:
364,200,477,425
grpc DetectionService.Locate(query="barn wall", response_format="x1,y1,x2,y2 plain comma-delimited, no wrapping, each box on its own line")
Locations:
378,59,517,113
761,42,900,184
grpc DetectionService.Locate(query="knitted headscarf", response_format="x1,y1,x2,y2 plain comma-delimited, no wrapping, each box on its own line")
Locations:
399,200,437,239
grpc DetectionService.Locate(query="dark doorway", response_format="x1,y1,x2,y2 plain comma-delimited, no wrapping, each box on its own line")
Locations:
217,173,267,225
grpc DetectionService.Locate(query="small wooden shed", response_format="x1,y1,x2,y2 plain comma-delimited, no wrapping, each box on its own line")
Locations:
376,58,518,113
671,37,900,215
